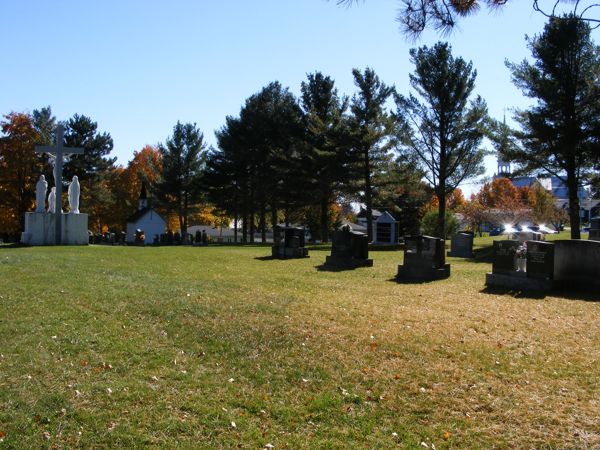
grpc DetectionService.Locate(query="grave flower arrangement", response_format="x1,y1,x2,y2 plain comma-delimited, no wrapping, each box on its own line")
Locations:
514,242,527,271
515,242,527,259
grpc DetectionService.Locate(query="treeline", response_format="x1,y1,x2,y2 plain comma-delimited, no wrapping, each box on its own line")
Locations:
0,69,433,243
2,16,599,241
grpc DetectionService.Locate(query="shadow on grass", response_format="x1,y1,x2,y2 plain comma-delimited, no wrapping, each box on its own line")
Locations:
387,277,441,285
315,263,362,272
0,243,28,250
254,255,276,261
480,286,600,302
480,286,547,300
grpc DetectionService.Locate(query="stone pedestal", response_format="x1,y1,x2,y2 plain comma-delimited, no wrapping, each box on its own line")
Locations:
21,212,89,245
485,272,553,291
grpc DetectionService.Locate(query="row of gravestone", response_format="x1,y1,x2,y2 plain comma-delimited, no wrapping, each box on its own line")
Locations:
271,226,600,291
271,226,450,280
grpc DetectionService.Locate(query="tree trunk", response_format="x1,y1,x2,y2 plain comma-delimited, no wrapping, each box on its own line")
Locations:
260,200,266,243
566,173,581,239
234,212,238,244
242,208,248,243
249,212,255,243
436,190,446,239
320,194,329,243
182,194,188,237
364,149,373,242
271,204,277,231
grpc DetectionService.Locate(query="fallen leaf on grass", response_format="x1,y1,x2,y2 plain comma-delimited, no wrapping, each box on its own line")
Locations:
443,431,450,440
42,431,51,440
369,342,378,352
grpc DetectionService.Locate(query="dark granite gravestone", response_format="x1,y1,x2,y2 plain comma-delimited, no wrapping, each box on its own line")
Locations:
553,240,600,289
486,239,553,291
491,240,519,274
271,226,309,259
589,217,600,241
447,231,475,258
397,235,450,280
526,241,554,280
325,228,373,268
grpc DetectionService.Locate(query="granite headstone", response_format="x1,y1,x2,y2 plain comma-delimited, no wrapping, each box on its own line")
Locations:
526,240,554,280
272,226,309,259
397,235,450,280
447,231,475,258
325,228,373,267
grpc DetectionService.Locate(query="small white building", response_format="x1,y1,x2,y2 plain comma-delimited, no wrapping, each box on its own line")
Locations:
125,183,166,244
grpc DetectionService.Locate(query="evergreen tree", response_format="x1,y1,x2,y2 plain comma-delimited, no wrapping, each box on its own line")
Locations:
506,15,600,239
242,82,305,241
300,71,350,242
372,156,430,237
32,106,56,146
206,116,248,242
63,114,116,231
349,67,395,242
336,1,599,38
156,121,207,236
395,42,487,238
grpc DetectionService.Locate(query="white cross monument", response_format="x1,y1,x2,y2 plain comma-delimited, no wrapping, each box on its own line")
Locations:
35,125,84,245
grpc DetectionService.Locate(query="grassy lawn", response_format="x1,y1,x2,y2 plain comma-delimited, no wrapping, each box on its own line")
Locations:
1,238,598,448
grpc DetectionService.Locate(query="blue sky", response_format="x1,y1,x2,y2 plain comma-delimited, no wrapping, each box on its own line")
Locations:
1,1,597,195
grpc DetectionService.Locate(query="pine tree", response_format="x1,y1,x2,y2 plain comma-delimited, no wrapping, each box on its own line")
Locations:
300,71,350,242
155,121,207,236
506,15,600,239
396,42,487,238
349,68,395,242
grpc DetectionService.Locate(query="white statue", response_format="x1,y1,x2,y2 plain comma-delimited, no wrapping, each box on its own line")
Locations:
35,175,47,213
68,175,80,214
47,187,56,213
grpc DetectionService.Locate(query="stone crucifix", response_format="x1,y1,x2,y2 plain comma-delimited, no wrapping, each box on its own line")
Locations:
35,125,84,245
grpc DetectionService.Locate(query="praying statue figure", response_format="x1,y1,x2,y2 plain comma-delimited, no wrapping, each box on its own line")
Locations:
47,187,56,214
68,175,80,214
35,175,47,213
